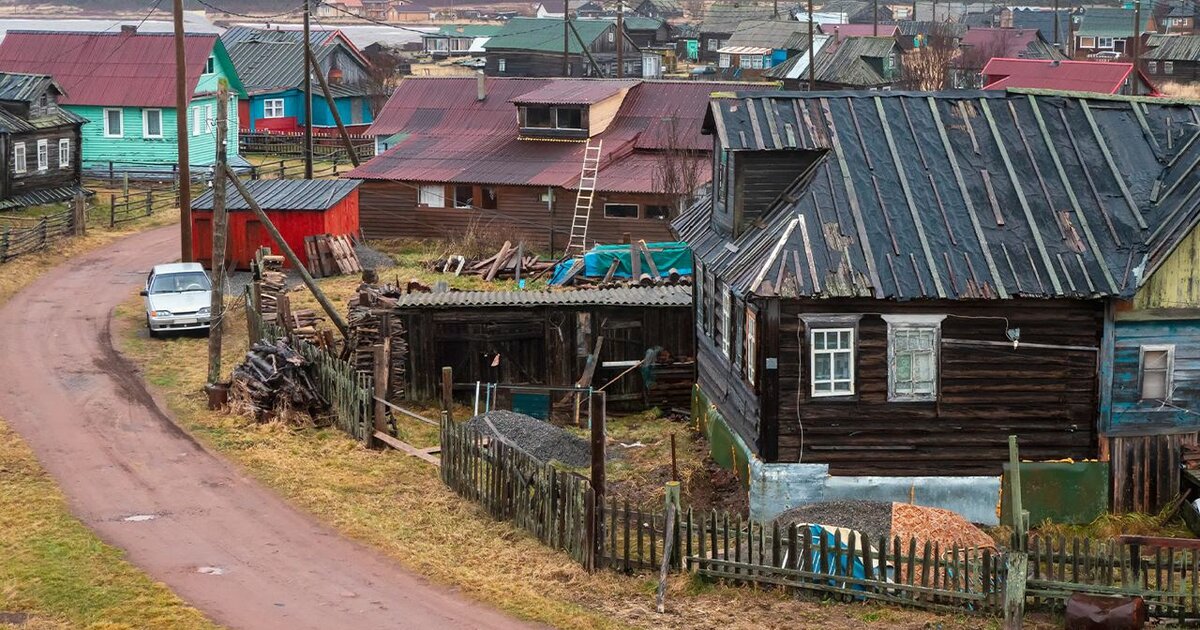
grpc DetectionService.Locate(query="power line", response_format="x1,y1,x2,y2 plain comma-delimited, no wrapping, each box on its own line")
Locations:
194,0,308,20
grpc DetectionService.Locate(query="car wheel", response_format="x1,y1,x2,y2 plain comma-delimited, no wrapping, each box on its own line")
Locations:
146,316,159,338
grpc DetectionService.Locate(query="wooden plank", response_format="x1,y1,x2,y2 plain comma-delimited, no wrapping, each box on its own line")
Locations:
374,431,440,466
1080,100,1147,230
819,97,882,295
484,241,513,282
637,240,660,278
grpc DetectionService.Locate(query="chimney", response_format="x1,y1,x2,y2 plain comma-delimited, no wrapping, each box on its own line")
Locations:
120,24,137,36
834,26,840,44
476,72,486,101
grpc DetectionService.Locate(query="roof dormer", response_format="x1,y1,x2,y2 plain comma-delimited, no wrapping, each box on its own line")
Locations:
511,79,639,139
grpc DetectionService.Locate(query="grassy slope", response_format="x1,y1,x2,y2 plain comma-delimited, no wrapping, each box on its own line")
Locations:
0,219,217,629
108,241,1044,630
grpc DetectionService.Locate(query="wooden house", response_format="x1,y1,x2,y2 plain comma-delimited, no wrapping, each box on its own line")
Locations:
1161,2,1195,36
951,27,1064,89
763,35,903,90
222,27,377,134
1074,8,1155,60
1143,35,1200,83
0,27,245,173
674,90,1200,524
483,17,640,77
190,178,360,270
389,285,694,411
421,24,501,57
714,19,811,79
619,16,672,48
697,3,774,63
634,0,683,19
352,76,772,251
0,72,86,210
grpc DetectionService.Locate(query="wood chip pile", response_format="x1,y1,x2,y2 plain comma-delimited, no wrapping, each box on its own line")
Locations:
347,284,408,401
303,233,362,278
231,339,327,421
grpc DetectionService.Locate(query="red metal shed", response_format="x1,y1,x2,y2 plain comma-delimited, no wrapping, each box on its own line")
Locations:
191,179,360,270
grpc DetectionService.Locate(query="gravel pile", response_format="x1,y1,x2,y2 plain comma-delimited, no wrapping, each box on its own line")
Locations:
355,242,395,270
774,500,894,542
463,410,591,468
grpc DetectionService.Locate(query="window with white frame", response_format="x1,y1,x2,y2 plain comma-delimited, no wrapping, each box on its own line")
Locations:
1097,37,1114,49
739,55,752,69
192,106,202,135
142,109,163,138
720,285,732,358
205,55,216,74
608,31,615,42
498,58,507,72
1140,345,1174,400
719,53,731,68
36,139,47,171
58,138,70,168
1079,36,1096,48
696,263,706,334
810,328,854,396
707,38,720,50
883,315,943,401
13,142,25,174
263,98,285,118
749,55,764,69
744,307,757,386
103,108,123,137
418,184,445,207
1164,61,1175,74
205,105,214,133
1148,61,1158,73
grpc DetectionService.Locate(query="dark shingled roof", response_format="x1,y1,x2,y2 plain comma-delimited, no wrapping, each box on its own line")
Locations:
1144,35,1200,62
678,91,1200,301
700,3,774,33
724,19,812,50
0,72,57,103
192,179,360,211
391,285,692,309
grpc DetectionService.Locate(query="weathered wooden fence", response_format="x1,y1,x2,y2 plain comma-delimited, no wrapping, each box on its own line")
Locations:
0,208,79,263
246,158,347,181
239,131,375,162
109,187,179,227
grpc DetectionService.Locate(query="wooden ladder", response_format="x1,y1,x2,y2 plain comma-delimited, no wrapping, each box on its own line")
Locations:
565,139,603,256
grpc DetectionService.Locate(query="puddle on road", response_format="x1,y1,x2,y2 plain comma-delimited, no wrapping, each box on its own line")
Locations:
122,514,157,522
197,566,225,575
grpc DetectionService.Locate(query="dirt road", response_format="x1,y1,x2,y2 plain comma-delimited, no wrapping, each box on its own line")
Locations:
0,227,535,630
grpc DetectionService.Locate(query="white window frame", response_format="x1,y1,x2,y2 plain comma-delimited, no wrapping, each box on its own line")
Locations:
719,53,731,68
205,55,216,74
707,37,720,50
602,203,639,219
103,107,123,138
883,314,945,402
1079,36,1096,48
13,141,25,174
192,106,202,136
720,284,732,358
1164,61,1174,74
142,108,163,139
418,183,445,208
1096,36,1115,49
58,138,70,168
1148,61,1158,73
745,307,757,386
1139,344,1175,401
498,58,507,72
36,139,48,171
263,98,285,119
810,327,856,397
608,31,615,42
205,105,214,133
739,55,753,69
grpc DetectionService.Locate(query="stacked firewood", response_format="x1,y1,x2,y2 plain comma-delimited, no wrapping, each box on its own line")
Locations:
230,339,327,421
1184,444,1200,469
347,285,408,401
429,241,553,281
257,269,286,322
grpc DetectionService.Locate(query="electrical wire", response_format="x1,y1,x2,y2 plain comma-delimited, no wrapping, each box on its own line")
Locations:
194,0,308,20
22,0,167,69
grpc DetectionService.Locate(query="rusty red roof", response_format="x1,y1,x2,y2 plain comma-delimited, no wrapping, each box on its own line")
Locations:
510,79,639,105
981,58,1159,94
0,30,219,107
354,77,770,194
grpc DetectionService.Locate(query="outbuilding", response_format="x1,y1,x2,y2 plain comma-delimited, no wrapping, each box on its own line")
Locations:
191,178,360,270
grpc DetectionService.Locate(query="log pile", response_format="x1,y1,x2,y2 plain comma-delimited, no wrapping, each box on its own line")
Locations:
430,241,553,281
347,285,408,401
230,339,327,421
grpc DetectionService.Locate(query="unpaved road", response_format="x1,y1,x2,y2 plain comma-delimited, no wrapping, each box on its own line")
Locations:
0,226,535,630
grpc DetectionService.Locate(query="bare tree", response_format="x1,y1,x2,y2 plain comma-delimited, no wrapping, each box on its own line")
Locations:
653,116,706,219
898,20,961,90
954,27,1017,88
362,47,405,115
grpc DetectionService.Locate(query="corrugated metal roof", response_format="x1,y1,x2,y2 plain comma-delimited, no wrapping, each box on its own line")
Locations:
700,3,775,34
981,58,1146,94
484,17,610,53
192,178,360,211
0,31,222,107
1145,34,1200,62
683,91,1200,301
724,19,812,50
0,72,57,103
717,45,774,55
354,77,774,193
511,80,639,105
391,285,692,309
222,26,371,94
1076,7,1153,39
766,35,897,86
818,23,900,38
896,20,968,39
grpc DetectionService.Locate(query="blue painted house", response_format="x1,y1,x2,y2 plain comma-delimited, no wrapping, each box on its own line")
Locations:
222,27,376,135
0,26,245,172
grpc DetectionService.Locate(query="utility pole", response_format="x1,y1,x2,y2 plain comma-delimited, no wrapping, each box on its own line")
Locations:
1053,0,1060,48
563,0,570,75
873,0,878,35
303,0,313,180
207,80,229,391
1131,0,1141,69
616,0,624,78
807,0,815,90
173,0,192,261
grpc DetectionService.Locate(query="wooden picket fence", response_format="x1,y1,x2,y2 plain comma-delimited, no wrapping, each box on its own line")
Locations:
239,130,375,162
0,208,79,263
109,187,179,227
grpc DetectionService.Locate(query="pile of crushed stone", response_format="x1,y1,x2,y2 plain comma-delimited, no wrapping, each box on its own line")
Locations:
463,410,591,468
774,500,894,542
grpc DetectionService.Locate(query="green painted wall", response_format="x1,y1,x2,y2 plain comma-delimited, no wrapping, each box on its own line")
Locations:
692,384,752,489
1000,461,1110,525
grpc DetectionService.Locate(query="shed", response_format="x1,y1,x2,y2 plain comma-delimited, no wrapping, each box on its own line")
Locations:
191,178,360,270
390,285,695,411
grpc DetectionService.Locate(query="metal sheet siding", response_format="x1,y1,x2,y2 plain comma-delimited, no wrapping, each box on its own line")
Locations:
391,284,691,308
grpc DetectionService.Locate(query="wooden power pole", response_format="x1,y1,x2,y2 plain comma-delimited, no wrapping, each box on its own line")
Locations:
616,1,624,78
1131,0,1142,69
174,0,192,261
562,0,570,75
303,0,314,179
807,0,815,90
207,81,229,388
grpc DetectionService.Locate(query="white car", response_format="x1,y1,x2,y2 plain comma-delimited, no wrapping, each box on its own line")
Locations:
141,262,213,337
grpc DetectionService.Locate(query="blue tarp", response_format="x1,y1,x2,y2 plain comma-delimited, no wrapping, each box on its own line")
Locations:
550,241,693,285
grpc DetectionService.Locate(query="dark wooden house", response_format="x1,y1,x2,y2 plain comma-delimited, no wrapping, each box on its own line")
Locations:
391,285,694,411
675,90,1200,523
483,17,641,77
634,0,683,19
1143,34,1200,83
697,3,773,63
0,72,86,210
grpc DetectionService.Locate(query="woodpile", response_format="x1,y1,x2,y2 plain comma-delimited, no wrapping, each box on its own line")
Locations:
346,285,408,401
1183,444,1200,469
430,241,553,281
230,339,327,421
645,355,696,410
303,233,362,278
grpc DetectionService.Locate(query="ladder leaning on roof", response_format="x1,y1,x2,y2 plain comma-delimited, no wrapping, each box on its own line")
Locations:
565,139,604,256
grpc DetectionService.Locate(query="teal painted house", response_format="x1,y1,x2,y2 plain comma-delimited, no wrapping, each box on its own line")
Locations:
0,26,246,173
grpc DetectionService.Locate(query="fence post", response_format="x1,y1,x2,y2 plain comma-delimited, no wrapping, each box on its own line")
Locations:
109,194,116,227
38,217,47,249
0,227,7,262
108,161,113,181
371,343,389,448
279,160,286,179
1003,552,1027,628
145,190,153,217
441,366,453,421
73,191,87,236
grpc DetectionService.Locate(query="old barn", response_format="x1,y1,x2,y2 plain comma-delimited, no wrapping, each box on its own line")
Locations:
191,178,360,270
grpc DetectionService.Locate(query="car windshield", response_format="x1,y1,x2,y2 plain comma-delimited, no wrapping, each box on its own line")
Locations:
150,271,211,294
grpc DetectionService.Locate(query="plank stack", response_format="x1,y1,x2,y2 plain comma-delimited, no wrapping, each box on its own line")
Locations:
431,241,553,281
230,339,328,421
347,285,408,401
303,233,362,278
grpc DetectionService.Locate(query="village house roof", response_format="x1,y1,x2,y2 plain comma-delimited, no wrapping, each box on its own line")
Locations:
763,35,895,86
958,27,1064,64
390,285,692,309
0,72,60,103
981,58,1156,95
608,16,668,31
818,23,900,38
635,0,683,14
677,91,1200,301
0,30,236,108
700,3,775,33
510,79,638,104
1076,8,1153,39
431,24,503,39
724,19,812,50
355,77,772,194
896,20,968,40
484,17,609,53
1009,8,1070,46
1144,34,1200,61
193,179,361,212
221,27,370,95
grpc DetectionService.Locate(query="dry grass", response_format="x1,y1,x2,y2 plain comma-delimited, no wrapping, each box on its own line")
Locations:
0,220,216,629
1158,82,1200,100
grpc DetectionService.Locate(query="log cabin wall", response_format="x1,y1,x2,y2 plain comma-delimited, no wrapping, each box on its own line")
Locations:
358,180,676,250
775,298,1103,477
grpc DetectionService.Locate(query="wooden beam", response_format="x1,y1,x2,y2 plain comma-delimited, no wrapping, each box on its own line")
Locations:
374,431,440,466
306,43,360,167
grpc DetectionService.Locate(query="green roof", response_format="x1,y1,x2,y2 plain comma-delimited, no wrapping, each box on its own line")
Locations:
436,24,503,38
617,16,666,31
1076,7,1155,38
485,17,611,53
